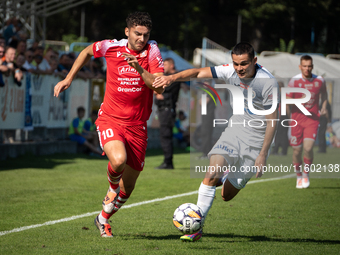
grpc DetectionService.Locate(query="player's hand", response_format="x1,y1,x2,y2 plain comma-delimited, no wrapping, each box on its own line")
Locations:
54,79,71,97
254,154,266,178
152,75,173,89
122,53,140,71
320,107,327,116
155,93,164,100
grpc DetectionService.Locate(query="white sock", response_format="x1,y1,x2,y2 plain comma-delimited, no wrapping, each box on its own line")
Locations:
197,182,216,225
98,212,108,224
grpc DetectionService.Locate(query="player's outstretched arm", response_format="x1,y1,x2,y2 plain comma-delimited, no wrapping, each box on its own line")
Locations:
255,109,279,178
54,44,94,97
152,67,213,89
122,52,164,94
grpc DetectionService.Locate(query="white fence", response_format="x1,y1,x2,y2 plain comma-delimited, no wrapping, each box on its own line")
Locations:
0,74,91,130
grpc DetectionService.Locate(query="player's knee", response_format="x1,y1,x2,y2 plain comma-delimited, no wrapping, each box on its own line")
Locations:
304,146,313,154
221,193,234,202
110,154,126,169
293,148,302,156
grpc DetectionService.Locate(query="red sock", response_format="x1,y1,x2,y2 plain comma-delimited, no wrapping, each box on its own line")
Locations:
101,210,111,220
303,157,313,175
294,163,302,177
107,162,124,190
113,190,130,211
101,190,131,219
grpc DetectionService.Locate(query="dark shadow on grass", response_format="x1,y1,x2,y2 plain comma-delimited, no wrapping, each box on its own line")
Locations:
0,153,107,171
308,187,340,189
132,232,340,245
0,147,189,171
146,148,190,157
152,167,189,171
118,233,180,240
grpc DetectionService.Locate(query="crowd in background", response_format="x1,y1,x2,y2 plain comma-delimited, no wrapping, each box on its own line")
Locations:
0,17,106,89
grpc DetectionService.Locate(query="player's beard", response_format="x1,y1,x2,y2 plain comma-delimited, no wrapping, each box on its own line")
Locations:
132,41,145,51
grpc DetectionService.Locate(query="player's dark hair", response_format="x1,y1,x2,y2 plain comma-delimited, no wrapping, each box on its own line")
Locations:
77,106,85,113
126,12,152,30
164,58,175,65
300,55,313,63
231,42,255,60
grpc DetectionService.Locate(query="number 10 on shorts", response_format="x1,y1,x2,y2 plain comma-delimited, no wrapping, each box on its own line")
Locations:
102,129,114,140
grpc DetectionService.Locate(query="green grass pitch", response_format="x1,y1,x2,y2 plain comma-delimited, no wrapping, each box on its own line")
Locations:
0,147,339,254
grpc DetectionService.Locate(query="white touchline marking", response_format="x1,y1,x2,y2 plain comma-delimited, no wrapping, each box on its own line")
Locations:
0,174,295,237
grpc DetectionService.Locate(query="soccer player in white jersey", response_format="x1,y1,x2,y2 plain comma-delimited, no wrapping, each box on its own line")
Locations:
153,42,279,242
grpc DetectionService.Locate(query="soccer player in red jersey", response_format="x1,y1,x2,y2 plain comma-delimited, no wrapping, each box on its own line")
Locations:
54,12,164,237
287,55,328,189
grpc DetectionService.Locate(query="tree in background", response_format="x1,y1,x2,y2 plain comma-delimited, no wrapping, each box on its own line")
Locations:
44,0,340,58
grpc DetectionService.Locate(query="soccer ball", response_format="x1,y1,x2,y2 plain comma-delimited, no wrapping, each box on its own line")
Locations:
173,203,203,234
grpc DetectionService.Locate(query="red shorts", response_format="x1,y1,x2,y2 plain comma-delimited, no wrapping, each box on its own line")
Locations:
289,118,319,147
96,114,148,171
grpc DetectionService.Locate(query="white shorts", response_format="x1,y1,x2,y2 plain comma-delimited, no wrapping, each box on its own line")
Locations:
208,131,262,189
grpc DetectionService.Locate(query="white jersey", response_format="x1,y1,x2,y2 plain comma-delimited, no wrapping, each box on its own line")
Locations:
211,63,279,148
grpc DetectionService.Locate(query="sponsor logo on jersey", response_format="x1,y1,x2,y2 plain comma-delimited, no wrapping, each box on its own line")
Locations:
139,50,147,57
117,51,122,57
304,83,314,90
118,65,139,75
117,87,142,92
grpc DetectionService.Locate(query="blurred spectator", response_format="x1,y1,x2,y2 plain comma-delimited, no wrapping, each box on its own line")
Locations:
0,45,4,60
3,18,23,46
30,40,39,52
83,110,100,153
0,36,6,47
1,46,23,85
16,40,27,55
58,53,72,73
173,110,190,148
48,57,66,78
23,48,36,72
84,110,98,132
44,47,59,63
0,44,5,86
14,53,27,72
326,124,340,148
90,58,105,79
58,53,88,79
33,46,51,72
68,106,102,155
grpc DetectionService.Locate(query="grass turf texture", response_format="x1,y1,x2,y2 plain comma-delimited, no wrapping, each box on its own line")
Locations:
0,147,339,254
